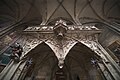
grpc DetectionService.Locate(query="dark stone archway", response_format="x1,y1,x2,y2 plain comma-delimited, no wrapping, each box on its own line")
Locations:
23,42,58,80
64,43,104,80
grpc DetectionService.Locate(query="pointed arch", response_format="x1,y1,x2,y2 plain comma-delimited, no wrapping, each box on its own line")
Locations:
66,42,98,59
64,42,102,80
23,42,58,80
65,40,100,60
23,42,57,62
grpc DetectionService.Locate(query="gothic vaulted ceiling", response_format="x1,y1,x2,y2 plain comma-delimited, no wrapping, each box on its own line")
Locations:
0,0,120,28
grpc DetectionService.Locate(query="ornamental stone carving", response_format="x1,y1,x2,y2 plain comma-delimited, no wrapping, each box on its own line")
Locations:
23,19,101,68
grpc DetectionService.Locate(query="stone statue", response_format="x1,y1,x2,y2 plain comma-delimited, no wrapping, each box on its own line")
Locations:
10,43,23,62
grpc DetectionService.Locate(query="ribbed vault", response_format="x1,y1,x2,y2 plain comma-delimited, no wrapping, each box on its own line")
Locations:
0,0,120,27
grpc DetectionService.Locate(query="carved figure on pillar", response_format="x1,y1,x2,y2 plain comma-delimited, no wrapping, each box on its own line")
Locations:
10,43,23,62
58,57,64,68
53,19,67,40
53,19,68,68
